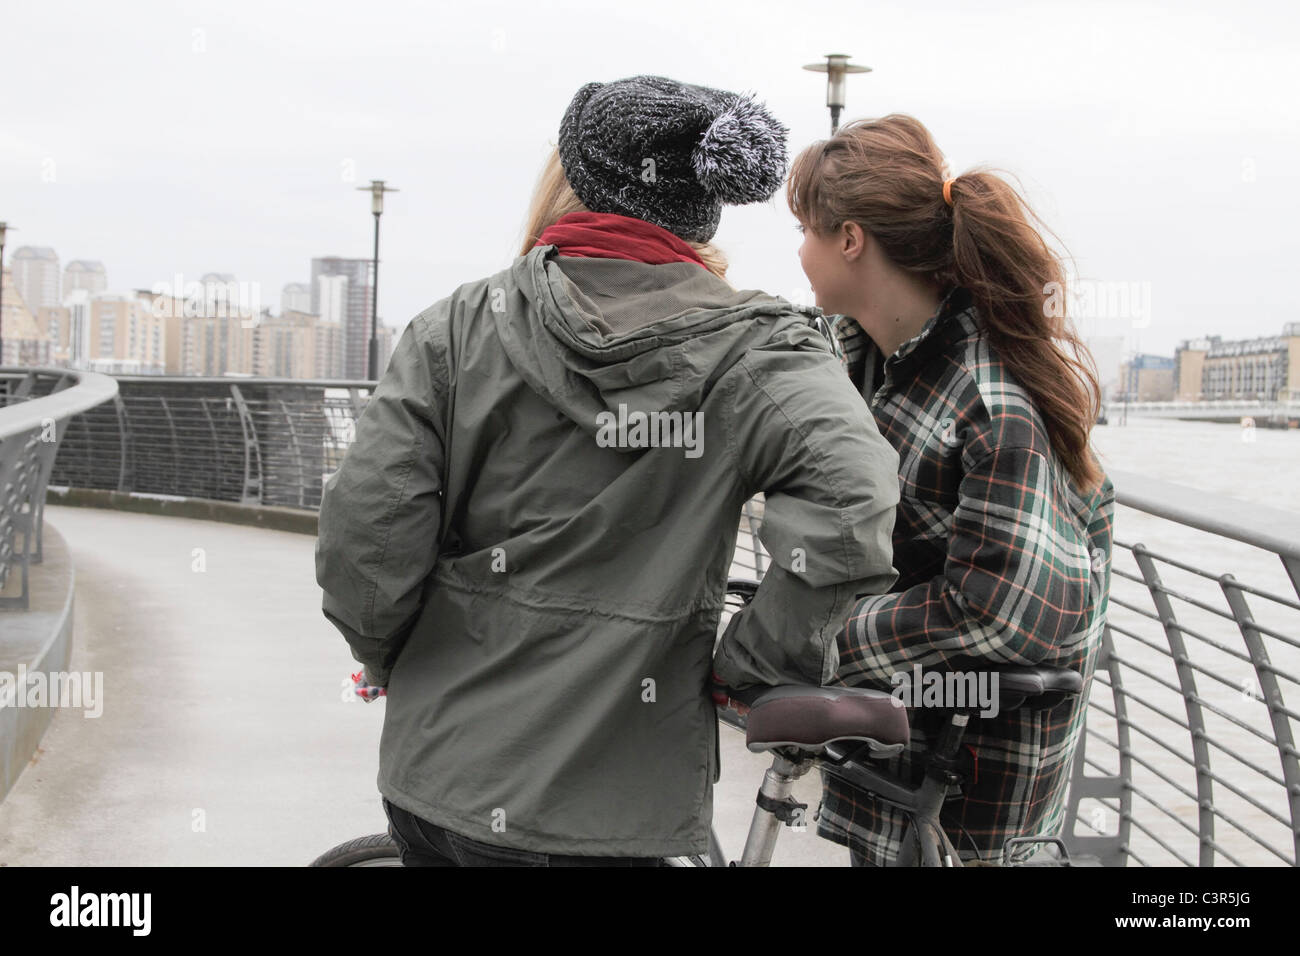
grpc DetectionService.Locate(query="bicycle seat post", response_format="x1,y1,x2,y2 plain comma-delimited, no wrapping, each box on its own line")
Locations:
901,711,971,867
738,751,815,867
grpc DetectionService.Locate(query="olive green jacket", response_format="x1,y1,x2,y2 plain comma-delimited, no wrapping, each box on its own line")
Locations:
315,244,899,856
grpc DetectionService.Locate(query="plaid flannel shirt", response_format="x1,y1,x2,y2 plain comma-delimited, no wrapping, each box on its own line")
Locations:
815,287,1115,866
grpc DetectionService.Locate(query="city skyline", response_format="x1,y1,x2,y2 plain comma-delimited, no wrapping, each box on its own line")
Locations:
1,0,1296,360
0,242,396,378
4,234,1298,401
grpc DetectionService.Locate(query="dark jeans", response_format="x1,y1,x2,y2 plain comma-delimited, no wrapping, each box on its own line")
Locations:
382,798,664,867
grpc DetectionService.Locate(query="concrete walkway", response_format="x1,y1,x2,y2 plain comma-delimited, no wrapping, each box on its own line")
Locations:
0,505,844,866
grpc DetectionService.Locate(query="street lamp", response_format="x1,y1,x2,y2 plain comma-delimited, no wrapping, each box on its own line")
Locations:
0,221,10,366
356,180,399,380
803,54,872,135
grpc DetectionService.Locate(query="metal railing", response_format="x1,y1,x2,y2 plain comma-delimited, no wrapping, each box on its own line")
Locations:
0,367,119,609
2,372,1297,865
1063,470,1300,867
731,477,1300,867
0,373,372,511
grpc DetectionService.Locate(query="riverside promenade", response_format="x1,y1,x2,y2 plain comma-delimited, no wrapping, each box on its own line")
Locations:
0,504,839,866
2,366,1297,867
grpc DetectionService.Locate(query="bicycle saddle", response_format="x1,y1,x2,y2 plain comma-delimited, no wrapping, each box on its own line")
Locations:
993,665,1083,712
732,685,911,757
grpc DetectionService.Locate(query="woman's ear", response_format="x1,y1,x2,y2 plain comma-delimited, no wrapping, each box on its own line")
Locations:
840,221,867,262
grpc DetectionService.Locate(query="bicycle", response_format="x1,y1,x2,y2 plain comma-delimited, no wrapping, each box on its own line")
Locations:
311,579,1089,867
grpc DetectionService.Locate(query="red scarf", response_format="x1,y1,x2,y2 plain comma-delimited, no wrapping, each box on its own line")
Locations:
534,211,707,270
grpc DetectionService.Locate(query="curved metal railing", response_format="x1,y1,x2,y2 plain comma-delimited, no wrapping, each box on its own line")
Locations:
3,372,1297,865
0,374,372,511
0,367,118,609
730,476,1300,868
1065,470,1300,867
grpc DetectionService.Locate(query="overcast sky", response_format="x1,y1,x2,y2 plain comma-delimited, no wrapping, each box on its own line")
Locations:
3,0,1297,357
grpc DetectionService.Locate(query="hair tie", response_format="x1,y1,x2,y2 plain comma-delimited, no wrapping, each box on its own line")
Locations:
942,178,955,207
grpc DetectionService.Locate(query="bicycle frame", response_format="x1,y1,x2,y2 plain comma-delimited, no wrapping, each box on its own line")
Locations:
712,706,1006,867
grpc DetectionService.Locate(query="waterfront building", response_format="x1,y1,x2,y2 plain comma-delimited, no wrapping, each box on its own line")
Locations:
1175,325,1300,402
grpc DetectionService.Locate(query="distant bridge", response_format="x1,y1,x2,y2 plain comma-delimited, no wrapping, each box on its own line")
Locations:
1107,400,1300,424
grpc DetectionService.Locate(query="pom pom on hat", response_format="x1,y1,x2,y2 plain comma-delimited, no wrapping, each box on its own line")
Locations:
557,75,789,243
693,94,789,204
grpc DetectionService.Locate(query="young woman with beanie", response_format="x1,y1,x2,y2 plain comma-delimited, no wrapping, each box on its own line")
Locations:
787,113,1116,866
315,76,902,865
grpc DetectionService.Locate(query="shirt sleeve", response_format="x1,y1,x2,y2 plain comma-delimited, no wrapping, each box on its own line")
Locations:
712,345,900,689
836,442,1092,687
314,311,448,686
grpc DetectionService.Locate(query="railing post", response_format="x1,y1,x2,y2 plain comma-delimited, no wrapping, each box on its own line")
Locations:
0,427,39,609
1062,622,1132,867
31,373,76,562
113,391,130,493
277,398,306,509
158,395,181,496
1133,544,1217,866
199,397,221,500
1220,575,1300,864
347,387,366,420
1281,556,1300,605
228,384,263,506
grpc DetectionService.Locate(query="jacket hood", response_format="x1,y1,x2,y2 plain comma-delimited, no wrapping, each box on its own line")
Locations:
498,244,826,436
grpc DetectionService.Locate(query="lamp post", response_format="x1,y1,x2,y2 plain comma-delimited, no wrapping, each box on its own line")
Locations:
357,180,399,380
803,53,872,135
0,222,10,366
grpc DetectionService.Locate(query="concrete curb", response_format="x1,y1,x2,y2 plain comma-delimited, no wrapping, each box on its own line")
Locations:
0,522,76,803
45,487,319,536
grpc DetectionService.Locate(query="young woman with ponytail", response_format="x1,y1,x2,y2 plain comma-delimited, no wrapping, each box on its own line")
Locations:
787,114,1115,866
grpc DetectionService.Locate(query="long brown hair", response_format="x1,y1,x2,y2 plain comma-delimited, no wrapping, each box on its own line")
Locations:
787,114,1102,492
518,146,731,282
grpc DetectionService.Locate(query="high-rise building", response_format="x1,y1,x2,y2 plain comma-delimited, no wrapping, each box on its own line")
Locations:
255,309,336,379
85,293,165,373
63,290,94,367
310,257,372,379
0,267,54,366
133,289,189,375
315,319,344,380
64,260,108,297
179,315,255,376
1118,354,1175,402
11,246,61,311
1175,326,1300,402
36,304,73,366
281,282,313,315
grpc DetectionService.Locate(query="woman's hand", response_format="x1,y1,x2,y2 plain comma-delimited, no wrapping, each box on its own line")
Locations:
352,670,387,702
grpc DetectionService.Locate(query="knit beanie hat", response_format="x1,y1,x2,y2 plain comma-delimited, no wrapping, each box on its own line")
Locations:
557,75,789,243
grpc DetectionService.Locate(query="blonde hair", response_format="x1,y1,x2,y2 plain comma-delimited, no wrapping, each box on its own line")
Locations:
518,146,730,282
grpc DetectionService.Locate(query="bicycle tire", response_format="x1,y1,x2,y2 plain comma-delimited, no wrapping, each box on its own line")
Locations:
309,832,403,867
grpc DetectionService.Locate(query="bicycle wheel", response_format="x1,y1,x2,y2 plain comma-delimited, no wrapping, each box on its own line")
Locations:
309,832,403,867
